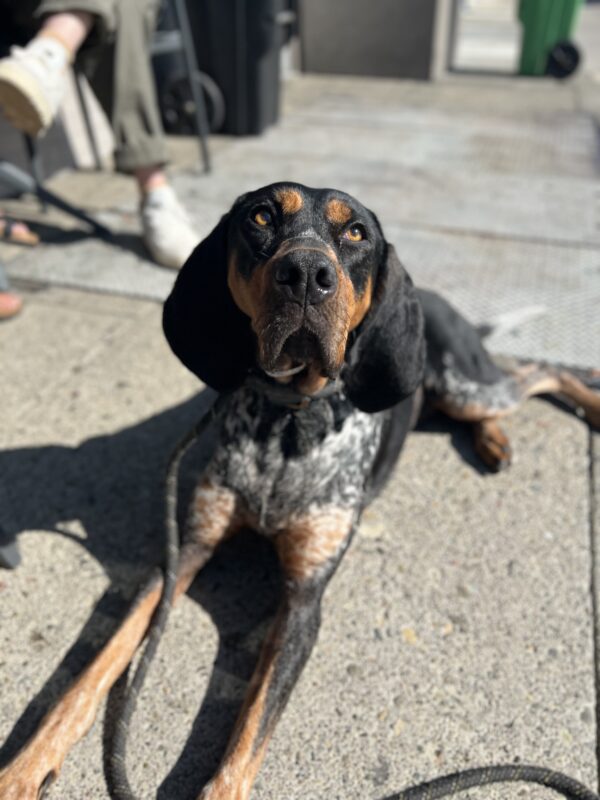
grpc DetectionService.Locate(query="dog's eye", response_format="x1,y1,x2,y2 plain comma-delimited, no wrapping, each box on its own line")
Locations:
343,224,365,242
253,208,273,227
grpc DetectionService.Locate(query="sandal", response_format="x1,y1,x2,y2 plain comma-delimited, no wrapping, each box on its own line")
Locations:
0,215,39,246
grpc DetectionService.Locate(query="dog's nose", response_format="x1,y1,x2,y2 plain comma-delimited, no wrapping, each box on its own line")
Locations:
273,251,338,305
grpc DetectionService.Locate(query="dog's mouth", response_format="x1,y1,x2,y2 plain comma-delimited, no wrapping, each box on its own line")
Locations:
256,310,345,395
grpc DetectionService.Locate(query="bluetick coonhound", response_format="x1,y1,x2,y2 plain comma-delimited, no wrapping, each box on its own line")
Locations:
1,182,599,800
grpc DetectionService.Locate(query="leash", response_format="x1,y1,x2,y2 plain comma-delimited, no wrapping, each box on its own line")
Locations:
105,392,229,800
381,764,600,799
103,387,600,800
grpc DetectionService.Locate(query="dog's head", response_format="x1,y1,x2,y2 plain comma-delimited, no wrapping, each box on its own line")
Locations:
163,182,424,412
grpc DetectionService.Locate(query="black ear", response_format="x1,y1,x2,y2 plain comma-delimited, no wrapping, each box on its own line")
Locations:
162,213,255,391
343,244,425,413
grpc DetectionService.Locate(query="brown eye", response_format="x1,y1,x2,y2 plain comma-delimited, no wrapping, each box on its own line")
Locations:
344,224,364,242
254,209,272,226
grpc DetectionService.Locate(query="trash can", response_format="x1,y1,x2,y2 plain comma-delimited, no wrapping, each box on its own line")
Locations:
188,0,286,135
518,0,583,78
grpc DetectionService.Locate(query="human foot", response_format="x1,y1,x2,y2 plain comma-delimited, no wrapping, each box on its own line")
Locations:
0,36,70,136
0,291,23,320
0,215,39,246
140,185,198,269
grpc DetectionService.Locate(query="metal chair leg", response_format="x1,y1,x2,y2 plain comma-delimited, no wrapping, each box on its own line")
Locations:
24,136,47,212
172,0,212,173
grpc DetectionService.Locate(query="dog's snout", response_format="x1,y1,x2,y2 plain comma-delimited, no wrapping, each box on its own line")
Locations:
273,251,338,305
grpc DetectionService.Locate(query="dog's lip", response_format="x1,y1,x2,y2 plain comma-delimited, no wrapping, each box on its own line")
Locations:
256,309,345,382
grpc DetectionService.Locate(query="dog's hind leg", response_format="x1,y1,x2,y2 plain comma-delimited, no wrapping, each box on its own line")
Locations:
436,365,600,471
419,289,600,470
516,366,600,429
198,507,354,800
0,480,239,800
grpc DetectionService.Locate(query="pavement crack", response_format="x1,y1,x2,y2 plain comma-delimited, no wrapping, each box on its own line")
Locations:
587,428,600,791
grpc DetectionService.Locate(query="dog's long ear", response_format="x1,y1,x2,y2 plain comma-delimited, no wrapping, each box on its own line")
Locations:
343,243,425,413
162,213,255,391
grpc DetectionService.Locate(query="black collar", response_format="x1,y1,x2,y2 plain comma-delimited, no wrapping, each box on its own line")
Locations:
245,371,344,409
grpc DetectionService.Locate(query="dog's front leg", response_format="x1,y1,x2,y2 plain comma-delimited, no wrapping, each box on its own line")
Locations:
198,582,326,800
199,507,354,800
0,480,239,800
0,573,167,800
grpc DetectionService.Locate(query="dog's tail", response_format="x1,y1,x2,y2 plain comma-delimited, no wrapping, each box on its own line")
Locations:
476,306,599,390
476,304,546,340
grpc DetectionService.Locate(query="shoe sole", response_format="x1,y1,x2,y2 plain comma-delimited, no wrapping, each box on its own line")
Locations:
0,60,53,137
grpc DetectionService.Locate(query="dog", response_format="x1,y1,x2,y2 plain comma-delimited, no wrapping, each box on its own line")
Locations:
1,182,598,800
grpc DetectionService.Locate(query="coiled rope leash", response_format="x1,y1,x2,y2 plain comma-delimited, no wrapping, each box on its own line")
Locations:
105,393,228,800
103,390,600,800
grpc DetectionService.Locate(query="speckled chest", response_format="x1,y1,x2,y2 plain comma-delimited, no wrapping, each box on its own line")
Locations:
205,385,384,533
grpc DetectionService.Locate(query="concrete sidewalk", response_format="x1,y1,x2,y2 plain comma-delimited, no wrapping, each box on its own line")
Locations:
1,46,600,800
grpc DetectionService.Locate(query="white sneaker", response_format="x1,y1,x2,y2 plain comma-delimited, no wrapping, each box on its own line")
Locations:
0,37,70,137
140,185,199,269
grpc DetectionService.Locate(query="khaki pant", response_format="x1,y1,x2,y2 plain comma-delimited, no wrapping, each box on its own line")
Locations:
6,0,168,172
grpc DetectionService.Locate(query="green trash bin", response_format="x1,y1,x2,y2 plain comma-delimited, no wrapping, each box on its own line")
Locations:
519,0,583,77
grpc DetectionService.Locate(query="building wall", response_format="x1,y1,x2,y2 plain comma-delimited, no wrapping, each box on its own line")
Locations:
299,0,439,80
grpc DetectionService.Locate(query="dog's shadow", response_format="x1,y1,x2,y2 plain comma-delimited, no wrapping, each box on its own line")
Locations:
414,412,490,475
0,389,281,799
0,392,512,797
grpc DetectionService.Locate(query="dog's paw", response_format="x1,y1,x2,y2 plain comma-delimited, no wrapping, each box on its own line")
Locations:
474,421,512,473
0,771,54,800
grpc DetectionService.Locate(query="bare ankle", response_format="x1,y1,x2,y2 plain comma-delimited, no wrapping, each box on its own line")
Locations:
39,12,94,57
135,166,169,195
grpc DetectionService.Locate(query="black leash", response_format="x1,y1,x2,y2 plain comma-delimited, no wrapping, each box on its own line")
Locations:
105,393,228,800
104,389,600,800
382,764,599,799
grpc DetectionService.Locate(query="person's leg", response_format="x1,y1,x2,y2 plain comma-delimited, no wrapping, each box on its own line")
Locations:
84,0,198,268
134,165,168,193
38,11,93,52
0,0,198,268
0,1,113,136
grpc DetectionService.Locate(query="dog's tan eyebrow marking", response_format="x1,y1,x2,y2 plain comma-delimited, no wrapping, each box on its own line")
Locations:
274,188,303,215
325,198,353,225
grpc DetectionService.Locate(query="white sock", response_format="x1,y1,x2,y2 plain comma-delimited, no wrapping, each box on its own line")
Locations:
24,35,71,72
